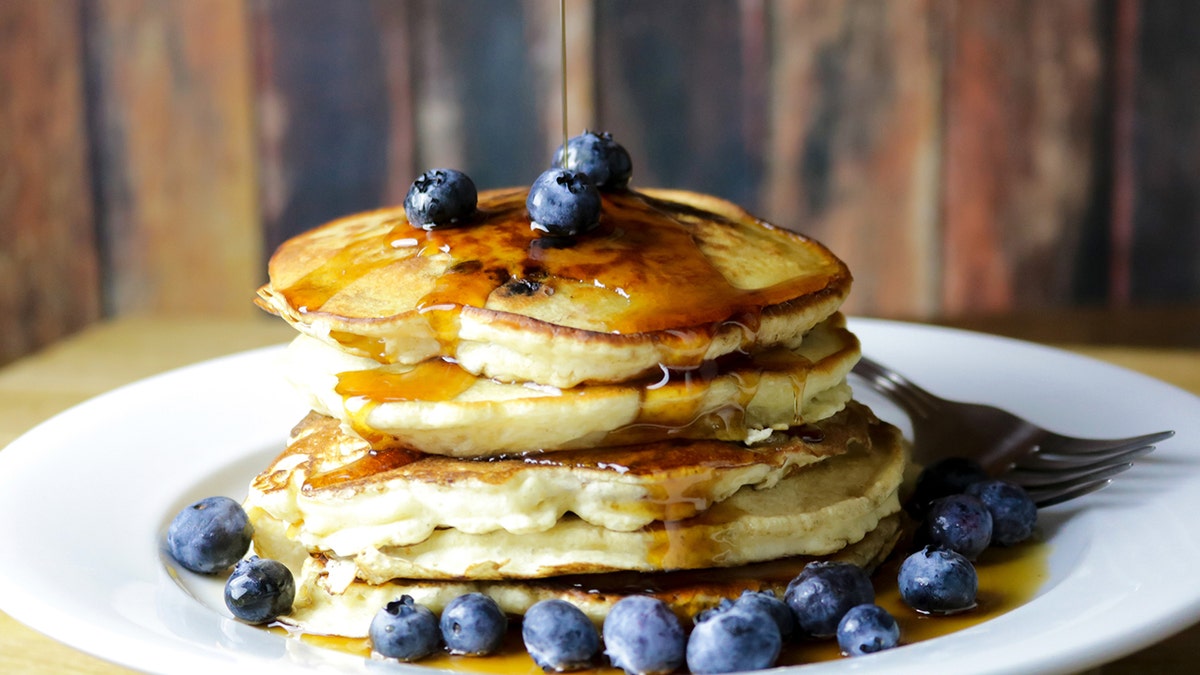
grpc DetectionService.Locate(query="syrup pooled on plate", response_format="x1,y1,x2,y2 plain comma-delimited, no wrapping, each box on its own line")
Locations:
283,538,1049,673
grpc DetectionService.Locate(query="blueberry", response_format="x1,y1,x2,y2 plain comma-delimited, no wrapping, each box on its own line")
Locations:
836,604,900,656
692,598,734,625
370,595,440,661
404,168,477,229
686,607,781,674
521,599,600,671
223,556,295,624
923,493,994,559
784,561,875,638
909,457,989,515
602,596,685,675
898,546,978,615
966,479,1038,546
552,130,633,191
694,591,793,640
166,496,253,574
527,169,601,237
730,590,795,639
440,592,507,656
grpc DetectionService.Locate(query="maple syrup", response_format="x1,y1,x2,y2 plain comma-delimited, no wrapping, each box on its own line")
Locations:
335,359,477,403
274,189,846,366
303,447,423,491
559,0,569,152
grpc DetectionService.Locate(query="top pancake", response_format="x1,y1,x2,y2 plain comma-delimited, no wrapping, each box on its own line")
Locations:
257,188,851,388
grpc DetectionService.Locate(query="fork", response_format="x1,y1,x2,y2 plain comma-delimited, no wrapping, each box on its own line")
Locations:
852,355,1175,508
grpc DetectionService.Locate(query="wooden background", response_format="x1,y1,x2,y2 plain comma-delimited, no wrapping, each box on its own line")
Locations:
3,0,1199,367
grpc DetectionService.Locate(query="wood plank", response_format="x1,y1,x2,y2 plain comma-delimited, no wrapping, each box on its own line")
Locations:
405,1,466,178
762,0,942,319
410,0,543,189
1108,0,1139,306
0,0,101,366
373,0,419,208
594,0,760,206
251,0,397,247
254,0,555,252
1129,0,1200,302
939,305,1200,350
522,0,596,158
85,0,260,316
940,0,1105,315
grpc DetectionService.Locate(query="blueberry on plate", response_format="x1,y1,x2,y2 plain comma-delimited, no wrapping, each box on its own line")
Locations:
686,606,781,674
692,598,734,625
602,595,685,675
908,456,989,516
440,592,507,656
784,561,875,638
370,595,440,661
898,546,978,615
166,495,253,574
730,589,796,639
836,604,900,656
404,168,477,230
224,556,295,624
522,599,600,671
923,493,994,559
526,168,601,238
966,479,1038,546
552,130,633,191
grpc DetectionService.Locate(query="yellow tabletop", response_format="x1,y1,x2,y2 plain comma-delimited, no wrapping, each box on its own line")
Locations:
1,316,1197,674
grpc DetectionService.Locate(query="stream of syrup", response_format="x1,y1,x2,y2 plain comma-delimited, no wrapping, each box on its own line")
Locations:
560,0,569,151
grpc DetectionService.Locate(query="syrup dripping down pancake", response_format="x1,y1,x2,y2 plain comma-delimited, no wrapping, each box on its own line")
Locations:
244,401,889,556
246,406,904,583
283,313,858,458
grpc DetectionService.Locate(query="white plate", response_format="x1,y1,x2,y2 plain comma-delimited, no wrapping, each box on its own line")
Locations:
1,318,1199,675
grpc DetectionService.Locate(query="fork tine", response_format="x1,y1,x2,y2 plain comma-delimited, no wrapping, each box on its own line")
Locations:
1035,430,1175,456
1011,444,1155,472
1026,475,1122,508
852,357,942,419
1005,455,1146,490
851,360,930,417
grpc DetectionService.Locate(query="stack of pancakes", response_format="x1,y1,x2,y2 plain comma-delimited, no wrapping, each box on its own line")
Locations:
245,187,907,637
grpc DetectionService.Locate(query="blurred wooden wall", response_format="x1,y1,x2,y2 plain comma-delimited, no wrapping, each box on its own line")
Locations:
3,0,1199,366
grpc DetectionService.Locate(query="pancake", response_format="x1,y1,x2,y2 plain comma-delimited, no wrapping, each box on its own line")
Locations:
274,514,902,637
247,406,904,580
256,188,852,388
284,313,858,457
244,401,882,556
